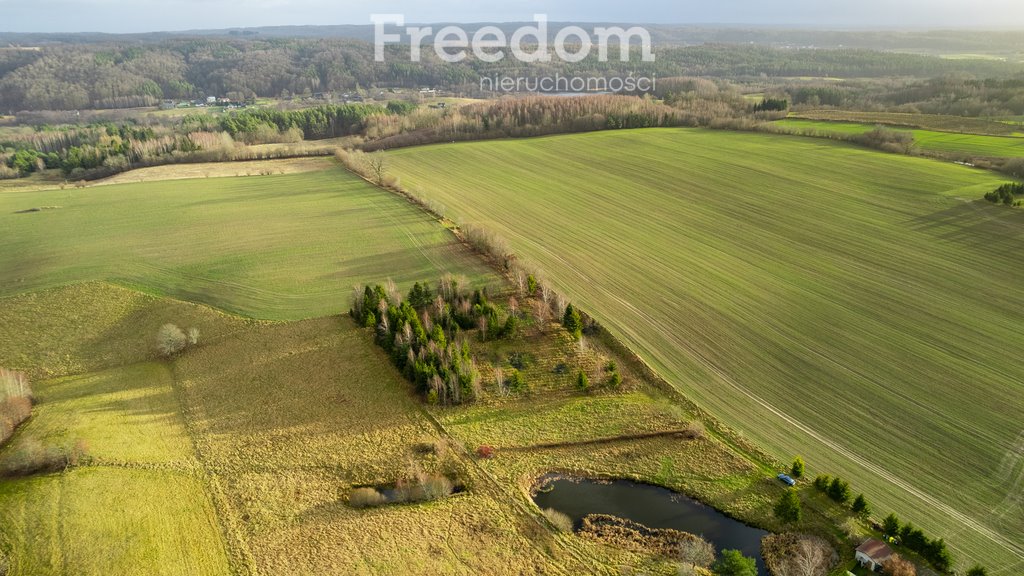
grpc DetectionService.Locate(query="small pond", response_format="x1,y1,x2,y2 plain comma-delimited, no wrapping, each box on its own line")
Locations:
533,475,769,575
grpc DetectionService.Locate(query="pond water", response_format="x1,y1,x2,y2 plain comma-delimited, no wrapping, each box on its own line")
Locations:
532,475,769,575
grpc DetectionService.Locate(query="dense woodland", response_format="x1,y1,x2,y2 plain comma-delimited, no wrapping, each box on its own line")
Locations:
1,38,1022,112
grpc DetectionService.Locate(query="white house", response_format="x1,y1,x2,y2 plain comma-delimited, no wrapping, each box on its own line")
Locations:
855,539,894,572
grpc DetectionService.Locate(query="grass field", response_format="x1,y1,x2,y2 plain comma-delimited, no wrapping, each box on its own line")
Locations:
1,282,801,575
776,118,1024,158
0,165,496,320
788,110,1024,137
384,128,1024,572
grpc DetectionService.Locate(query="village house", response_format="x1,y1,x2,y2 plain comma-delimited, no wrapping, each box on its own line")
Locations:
855,538,894,572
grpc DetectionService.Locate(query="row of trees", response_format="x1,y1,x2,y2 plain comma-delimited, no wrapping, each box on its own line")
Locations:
879,513,953,573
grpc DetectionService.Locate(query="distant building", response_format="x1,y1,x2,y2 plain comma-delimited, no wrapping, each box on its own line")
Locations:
206,96,217,104
855,539,894,572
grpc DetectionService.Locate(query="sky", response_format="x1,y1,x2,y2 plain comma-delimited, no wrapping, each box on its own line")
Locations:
2,0,1024,33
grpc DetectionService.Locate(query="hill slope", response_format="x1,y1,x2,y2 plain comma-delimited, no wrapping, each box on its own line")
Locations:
385,128,1024,571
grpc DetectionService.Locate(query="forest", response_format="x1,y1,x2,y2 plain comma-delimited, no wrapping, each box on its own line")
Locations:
1,38,1022,112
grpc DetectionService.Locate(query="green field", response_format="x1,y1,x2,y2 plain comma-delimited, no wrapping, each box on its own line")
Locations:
385,128,1024,572
776,118,1024,158
0,165,495,320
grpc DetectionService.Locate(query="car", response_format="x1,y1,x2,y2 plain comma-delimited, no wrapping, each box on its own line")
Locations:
777,473,797,486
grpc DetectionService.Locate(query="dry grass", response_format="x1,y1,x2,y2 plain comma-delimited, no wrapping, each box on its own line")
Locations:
92,157,335,187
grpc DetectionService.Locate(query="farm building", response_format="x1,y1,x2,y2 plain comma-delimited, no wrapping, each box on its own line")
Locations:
855,538,894,571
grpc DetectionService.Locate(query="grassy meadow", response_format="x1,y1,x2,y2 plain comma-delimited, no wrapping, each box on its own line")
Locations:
0,163,496,320
775,117,1024,158
384,128,1024,572
0,281,811,576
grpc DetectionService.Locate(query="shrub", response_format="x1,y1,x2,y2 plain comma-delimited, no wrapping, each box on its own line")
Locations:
967,566,988,576
421,475,454,501
348,487,386,508
576,370,590,393
682,421,706,440
882,553,916,576
187,327,200,346
506,368,526,393
476,445,495,459
156,323,188,357
0,438,86,477
543,508,574,532
813,474,831,492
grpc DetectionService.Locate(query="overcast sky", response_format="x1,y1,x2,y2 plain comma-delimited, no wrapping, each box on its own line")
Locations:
3,0,1024,33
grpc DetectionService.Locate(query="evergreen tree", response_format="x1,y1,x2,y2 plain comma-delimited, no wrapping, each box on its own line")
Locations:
790,456,805,479
576,370,590,392
852,494,870,516
563,304,583,340
774,488,802,523
882,513,901,536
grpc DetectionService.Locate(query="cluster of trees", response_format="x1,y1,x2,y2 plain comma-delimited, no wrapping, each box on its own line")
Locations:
0,368,32,446
753,97,788,112
0,120,237,180
219,103,382,141
880,513,953,573
350,277,526,405
984,182,1024,206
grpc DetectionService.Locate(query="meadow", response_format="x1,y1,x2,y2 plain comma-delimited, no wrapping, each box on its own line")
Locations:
384,128,1024,573
0,162,496,320
775,117,1024,158
0,281,810,575
787,110,1024,136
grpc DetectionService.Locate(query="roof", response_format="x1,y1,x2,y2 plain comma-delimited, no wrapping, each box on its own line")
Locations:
856,539,894,562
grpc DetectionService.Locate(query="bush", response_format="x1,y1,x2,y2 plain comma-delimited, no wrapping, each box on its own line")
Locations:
0,438,86,477
967,566,988,576
348,487,386,508
421,475,454,501
476,445,495,459
813,474,831,491
156,323,188,357
576,370,590,393
543,508,574,533
882,553,916,576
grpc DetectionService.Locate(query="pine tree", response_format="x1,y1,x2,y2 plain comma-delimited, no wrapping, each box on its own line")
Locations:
851,494,870,516
790,456,805,479
774,488,802,523
563,304,583,340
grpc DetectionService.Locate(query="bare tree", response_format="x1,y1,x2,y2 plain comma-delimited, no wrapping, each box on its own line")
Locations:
156,324,188,357
677,536,716,569
384,278,401,304
366,152,386,185
187,327,200,346
513,269,526,296
495,367,507,396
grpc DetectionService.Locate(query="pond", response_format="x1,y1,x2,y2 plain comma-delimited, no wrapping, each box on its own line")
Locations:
532,475,769,575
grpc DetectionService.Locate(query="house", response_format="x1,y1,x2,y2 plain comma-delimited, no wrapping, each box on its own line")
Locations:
855,539,894,572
